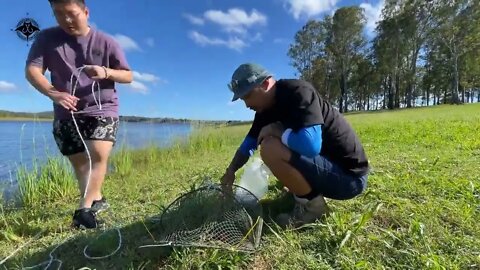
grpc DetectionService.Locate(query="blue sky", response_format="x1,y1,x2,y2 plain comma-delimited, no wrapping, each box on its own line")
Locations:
0,0,384,121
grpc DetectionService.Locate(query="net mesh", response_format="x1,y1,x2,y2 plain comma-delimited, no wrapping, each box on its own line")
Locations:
150,184,264,253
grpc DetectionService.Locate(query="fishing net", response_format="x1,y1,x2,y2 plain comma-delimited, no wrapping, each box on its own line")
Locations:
144,184,264,253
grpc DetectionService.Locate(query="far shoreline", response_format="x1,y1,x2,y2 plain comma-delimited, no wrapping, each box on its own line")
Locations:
0,117,52,122
0,116,250,126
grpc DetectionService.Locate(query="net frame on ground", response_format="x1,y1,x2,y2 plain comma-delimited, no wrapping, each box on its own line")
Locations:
140,183,264,253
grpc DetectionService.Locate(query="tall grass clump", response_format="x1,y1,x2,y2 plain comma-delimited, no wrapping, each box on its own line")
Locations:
111,145,134,178
17,158,76,208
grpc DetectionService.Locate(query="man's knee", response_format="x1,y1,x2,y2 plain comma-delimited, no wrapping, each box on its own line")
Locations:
87,141,113,165
68,152,89,169
260,137,289,163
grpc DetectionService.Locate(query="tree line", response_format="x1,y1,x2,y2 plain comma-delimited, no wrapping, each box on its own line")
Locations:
288,0,480,112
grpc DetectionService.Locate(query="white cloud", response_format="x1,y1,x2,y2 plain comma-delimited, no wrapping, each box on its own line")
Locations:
184,8,266,52
204,8,267,34
129,81,148,94
128,71,167,94
183,13,205,25
360,0,385,34
90,24,143,51
133,71,164,83
284,0,339,20
251,32,263,42
0,81,16,92
145,38,155,47
113,34,140,51
188,31,247,51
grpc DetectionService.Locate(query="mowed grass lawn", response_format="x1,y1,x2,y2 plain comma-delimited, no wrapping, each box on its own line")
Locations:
1,103,479,269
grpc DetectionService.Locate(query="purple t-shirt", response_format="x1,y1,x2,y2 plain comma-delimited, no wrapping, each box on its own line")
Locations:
26,26,130,120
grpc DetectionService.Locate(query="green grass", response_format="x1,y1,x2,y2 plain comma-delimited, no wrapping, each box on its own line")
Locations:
17,158,77,209
1,103,479,269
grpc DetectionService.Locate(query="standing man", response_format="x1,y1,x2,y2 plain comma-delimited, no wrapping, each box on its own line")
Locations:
25,0,133,229
221,63,369,228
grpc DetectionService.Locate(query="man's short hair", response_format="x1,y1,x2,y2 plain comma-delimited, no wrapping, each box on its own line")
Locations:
48,0,86,8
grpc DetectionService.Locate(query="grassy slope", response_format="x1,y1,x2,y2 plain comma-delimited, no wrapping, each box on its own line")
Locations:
1,104,479,269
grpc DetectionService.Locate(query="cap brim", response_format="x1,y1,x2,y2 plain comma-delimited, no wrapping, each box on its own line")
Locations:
229,76,268,102
231,86,251,102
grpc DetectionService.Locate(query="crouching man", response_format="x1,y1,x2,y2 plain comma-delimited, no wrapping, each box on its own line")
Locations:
221,63,370,228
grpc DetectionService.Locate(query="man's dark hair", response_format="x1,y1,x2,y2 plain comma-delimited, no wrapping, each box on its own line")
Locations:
48,0,86,8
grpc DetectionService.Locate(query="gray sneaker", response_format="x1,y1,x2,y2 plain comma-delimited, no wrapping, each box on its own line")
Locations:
91,197,109,214
276,195,329,228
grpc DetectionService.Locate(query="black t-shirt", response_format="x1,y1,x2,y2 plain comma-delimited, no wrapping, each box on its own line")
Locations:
247,79,369,176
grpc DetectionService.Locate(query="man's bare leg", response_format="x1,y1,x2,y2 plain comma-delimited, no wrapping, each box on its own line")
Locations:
68,140,113,209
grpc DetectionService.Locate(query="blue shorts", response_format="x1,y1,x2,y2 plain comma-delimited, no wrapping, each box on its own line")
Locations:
288,153,368,200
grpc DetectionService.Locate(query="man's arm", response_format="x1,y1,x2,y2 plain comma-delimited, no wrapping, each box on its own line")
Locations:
104,67,132,83
83,65,132,84
25,65,54,97
226,136,257,173
281,125,323,158
25,30,78,111
279,83,324,157
106,36,133,84
221,135,257,188
25,65,79,111
225,149,250,174
221,112,265,188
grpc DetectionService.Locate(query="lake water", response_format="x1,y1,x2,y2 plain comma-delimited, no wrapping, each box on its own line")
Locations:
0,120,192,189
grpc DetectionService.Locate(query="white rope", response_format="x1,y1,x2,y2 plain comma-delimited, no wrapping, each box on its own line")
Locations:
69,66,103,199
21,235,74,270
0,231,43,266
83,228,122,260
18,227,123,269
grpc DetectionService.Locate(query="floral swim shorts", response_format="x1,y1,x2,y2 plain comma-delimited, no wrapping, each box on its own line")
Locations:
52,116,119,156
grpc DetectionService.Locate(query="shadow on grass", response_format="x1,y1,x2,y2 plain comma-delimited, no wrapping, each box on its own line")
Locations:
6,215,174,270
5,187,299,270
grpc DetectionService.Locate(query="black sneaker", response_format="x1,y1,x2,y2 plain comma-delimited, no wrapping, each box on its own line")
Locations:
91,197,109,214
72,208,101,229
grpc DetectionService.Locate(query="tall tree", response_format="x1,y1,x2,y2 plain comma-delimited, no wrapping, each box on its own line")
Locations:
430,0,479,104
287,0,480,111
310,56,338,101
373,1,406,109
423,40,452,104
287,20,328,82
350,54,379,110
327,6,367,112
462,48,480,102
399,0,435,107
